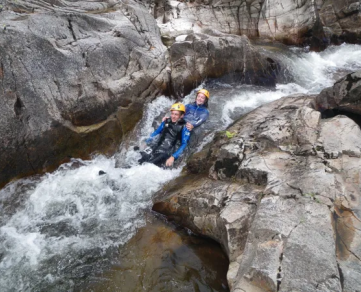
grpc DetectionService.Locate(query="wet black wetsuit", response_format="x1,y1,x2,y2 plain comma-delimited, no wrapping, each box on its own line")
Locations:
139,118,190,167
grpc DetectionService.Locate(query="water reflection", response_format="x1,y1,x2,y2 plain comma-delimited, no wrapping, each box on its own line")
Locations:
78,213,229,292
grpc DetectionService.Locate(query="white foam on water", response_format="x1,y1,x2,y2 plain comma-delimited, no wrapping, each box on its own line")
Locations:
220,83,308,126
284,43,361,92
139,95,175,138
221,43,361,125
0,151,181,291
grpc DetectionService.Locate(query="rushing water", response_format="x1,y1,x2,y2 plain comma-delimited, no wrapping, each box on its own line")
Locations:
1,43,361,292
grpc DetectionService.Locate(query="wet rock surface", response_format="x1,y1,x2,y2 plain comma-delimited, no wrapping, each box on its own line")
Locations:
0,0,168,186
1,0,359,187
169,32,279,98
314,71,361,116
153,72,361,291
143,0,361,48
0,0,282,186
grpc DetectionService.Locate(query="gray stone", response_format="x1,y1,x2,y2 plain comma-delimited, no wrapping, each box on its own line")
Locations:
233,197,341,292
145,0,361,48
153,79,361,291
169,33,279,98
258,0,316,44
0,0,168,186
314,71,361,115
319,115,361,158
319,0,361,44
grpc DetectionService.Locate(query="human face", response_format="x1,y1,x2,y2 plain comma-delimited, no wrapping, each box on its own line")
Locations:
170,110,184,123
196,93,207,106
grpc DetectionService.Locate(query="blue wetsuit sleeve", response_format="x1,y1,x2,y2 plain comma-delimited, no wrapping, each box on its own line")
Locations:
146,122,165,143
172,127,191,159
193,109,209,128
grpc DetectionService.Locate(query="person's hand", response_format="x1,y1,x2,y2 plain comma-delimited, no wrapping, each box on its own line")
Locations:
186,122,194,131
140,141,147,150
145,137,152,145
165,156,175,167
162,116,169,122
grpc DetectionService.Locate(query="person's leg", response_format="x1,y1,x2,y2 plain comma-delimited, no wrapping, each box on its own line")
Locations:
148,153,169,167
138,151,152,164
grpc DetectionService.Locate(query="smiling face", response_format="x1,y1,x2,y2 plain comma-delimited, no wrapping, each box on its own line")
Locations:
170,110,184,122
196,93,207,106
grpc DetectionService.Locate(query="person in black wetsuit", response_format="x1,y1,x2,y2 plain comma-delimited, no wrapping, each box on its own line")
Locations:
160,89,210,152
138,103,191,167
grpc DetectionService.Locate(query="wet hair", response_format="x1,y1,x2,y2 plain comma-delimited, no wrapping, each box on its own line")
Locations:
195,96,208,108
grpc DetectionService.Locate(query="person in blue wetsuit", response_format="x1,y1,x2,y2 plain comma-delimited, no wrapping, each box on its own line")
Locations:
184,89,210,132
139,103,190,167
162,89,210,132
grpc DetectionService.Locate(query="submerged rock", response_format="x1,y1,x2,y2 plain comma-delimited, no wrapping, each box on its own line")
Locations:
153,72,361,291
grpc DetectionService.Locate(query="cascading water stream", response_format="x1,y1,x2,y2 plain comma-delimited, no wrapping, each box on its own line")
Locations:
1,44,361,291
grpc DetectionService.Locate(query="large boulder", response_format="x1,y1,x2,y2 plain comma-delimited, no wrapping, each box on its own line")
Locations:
314,70,361,115
153,87,361,290
258,0,361,48
169,32,279,98
0,0,168,186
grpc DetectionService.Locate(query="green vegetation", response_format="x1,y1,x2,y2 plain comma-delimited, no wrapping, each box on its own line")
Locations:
303,193,321,203
219,130,236,139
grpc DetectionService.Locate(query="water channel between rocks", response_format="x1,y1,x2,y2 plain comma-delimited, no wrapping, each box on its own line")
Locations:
1,43,361,292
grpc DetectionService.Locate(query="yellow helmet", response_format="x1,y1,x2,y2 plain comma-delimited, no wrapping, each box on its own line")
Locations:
170,103,185,113
197,89,210,99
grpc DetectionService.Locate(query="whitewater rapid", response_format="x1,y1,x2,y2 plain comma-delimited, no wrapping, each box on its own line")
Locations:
1,43,361,291
219,43,361,125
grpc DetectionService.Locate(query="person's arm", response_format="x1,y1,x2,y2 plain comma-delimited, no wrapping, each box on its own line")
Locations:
193,109,209,128
186,108,209,131
166,127,190,166
146,121,165,144
171,127,191,159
